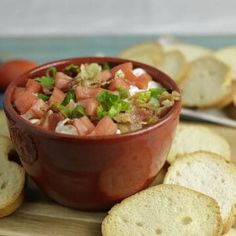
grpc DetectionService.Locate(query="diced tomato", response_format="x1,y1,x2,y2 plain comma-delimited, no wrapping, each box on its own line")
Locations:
26,79,42,93
123,70,137,84
55,72,72,91
79,98,99,116
48,87,65,106
94,116,117,135
110,62,133,77
12,87,26,102
30,99,49,118
108,78,129,91
101,70,112,82
73,116,95,136
14,91,38,114
47,113,64,131
135,73,152,89
75,86,102,101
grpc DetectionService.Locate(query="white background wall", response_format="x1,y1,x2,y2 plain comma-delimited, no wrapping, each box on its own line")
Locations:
1,0,236,36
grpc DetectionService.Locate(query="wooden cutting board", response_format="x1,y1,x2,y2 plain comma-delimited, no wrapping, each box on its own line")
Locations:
0,122,235,236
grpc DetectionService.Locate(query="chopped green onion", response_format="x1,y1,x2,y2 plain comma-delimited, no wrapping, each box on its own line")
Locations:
51,103,71,118
96,91,130,119
64,64,79,71
62,90,76,106
96,91,120,110
46,67,57,78
117,87,129,99
149,97,160,106
149,87,166,98
37,93,49,101
35,76,54,89
96,105,107,119
103,63,110,71
71,105,85,118
136,91,151,104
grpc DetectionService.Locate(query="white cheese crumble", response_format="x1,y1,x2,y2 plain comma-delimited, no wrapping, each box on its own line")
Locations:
128,68,162,96
116,129,121,134
55,119,78,135
132,68,145,77
115,69,125,79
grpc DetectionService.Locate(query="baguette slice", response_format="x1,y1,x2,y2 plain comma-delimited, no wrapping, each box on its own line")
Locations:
158,50,188,84
118,42,164,67
180,56,232,108
167,124,231,164
102,184,223,236
224,228,236,236
163,43,212,62
215,46,236,80
164,152,236,233
0,135,25,217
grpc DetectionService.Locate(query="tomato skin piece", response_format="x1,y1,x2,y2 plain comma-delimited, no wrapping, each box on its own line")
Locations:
48,87,65,106
79,98,99,116
26,79,42,93
108,78,129,91
101,70,112,82
47,113,64,131
110,62,133,77
12,87,26,102
30,99,49,118
14,91,38,114
75,86,102,101
55,72,72,91
94,116,117,135
73,116,95,136
135,73,152,89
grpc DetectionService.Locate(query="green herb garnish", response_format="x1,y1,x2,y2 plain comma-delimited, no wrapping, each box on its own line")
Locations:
64,64,79,71
46,67,57,78
34,66,57,90
149,87,166,98
63,64,80,76
71,105,85,118
35,76,54,89
51,103,71,118
117,87,129,99
37,93,49,101
103,63,110,71
62,90,76,106
96,91,130,119
136,91,151,104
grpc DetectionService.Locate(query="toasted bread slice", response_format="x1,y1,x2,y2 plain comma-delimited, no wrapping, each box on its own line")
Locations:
102,184,223,236
0,135,25,217
167,124,231,164
158,50,188,84
163,43,212,62
0,111,9,137
118,42,164,67
215,46,236,81
224,228,236,236
164,152,236,233
180,56,232,108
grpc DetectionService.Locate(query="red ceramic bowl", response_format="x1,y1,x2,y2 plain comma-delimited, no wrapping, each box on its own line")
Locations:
4,57,181,211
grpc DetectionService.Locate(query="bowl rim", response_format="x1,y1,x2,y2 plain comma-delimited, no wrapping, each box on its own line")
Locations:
4,56,181,141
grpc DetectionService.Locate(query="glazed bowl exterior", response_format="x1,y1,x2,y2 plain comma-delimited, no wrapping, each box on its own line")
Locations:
4,57,181,210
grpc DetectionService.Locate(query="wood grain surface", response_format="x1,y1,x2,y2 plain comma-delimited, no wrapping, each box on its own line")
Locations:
0,122,235,236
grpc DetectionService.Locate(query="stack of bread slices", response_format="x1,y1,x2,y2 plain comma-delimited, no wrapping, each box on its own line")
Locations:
118,41,236,117
0,111,25,218
102,124,236,236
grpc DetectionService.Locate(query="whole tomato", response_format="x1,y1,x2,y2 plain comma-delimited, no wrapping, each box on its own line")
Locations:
0,59,37,91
